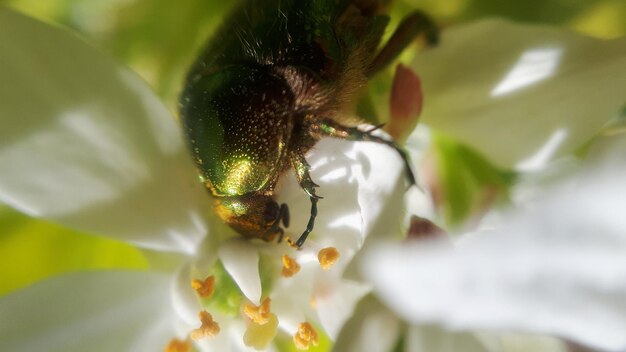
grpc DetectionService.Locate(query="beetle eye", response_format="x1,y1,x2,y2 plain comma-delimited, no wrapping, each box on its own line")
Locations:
264,200,280,223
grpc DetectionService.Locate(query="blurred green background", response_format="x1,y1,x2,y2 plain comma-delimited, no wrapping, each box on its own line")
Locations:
0,0,624,296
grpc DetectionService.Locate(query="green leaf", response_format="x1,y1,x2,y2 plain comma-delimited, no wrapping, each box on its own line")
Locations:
0,206,147,296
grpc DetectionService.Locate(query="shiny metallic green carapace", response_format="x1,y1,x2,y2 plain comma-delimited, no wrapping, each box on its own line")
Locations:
179,0,438,246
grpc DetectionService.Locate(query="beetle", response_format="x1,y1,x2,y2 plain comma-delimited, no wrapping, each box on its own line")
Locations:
179,0,438,247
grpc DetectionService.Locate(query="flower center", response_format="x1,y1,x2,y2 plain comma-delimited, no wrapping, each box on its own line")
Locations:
242,298,279,349
168,243,341,350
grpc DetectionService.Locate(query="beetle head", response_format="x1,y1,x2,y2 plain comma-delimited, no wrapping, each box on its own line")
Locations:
214,194,287,242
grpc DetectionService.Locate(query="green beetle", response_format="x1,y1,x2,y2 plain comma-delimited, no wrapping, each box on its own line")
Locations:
180,0,438,247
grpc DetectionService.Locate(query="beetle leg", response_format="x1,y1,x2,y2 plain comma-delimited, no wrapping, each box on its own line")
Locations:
290,153,323,200
280,203,290,228
318,119,416,186
290,153,322,248
296,197,318,248
368,10,439,77
276,227,285,243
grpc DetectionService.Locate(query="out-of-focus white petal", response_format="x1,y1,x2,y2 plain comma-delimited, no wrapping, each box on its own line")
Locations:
364,164,626,351
0,8,211,253
414,19,626,169
0,271,175,352
353,133,408,242
333,296,402,352
406,325,489,352
218,239,261,304
314,275,371,340
478,333,567,352
334,297,489,352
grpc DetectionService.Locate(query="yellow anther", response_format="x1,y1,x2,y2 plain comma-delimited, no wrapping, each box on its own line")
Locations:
191,275,215,298
281,254,301,277
243,297,272,325
190,310,220,341
243,312,279,350
293,322,318,350
318,247,340,270
164,338,191,352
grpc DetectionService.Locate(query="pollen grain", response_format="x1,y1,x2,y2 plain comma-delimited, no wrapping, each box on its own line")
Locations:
281,254,301,277
318,247,340,270
293,322,318,350
190,310,220,341
191,275,215,298
164,338,191,352
243,297,272,325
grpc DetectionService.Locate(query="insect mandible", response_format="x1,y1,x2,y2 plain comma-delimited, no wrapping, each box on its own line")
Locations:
179,0,438,247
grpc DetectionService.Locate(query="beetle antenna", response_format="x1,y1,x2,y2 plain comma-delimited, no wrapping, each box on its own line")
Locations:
295,197,318,248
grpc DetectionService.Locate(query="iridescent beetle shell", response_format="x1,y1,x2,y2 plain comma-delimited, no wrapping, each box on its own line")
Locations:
181,66,295,240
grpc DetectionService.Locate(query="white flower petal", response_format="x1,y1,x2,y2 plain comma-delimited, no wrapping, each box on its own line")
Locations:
171,263,203,325
353,133,408,241
415,19,626,168
406,325,489,352
314,275,371,340
271,259,316,334
218,239,261,304
277,138,363,262
364,164,626,351
278,135,409,265
272,292,307,335
0,8,211,253
0,271,175,352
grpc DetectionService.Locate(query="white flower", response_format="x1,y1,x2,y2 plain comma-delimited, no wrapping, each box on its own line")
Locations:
346,19,626,352
332,19,626,352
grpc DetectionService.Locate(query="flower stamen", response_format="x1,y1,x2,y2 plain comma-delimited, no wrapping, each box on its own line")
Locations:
191,275,215,298
242,298,279,349
243,297,272,325
318,247,340,270
243,312,279,349
293,322,318,350
281,254,301,277
164,338,191,352
190,310,220,341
